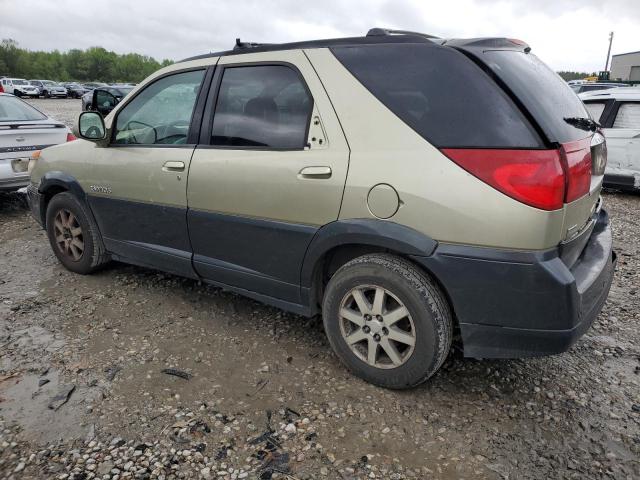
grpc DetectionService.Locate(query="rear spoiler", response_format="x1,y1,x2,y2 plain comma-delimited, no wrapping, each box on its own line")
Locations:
0,123,66,130
443,37,531,53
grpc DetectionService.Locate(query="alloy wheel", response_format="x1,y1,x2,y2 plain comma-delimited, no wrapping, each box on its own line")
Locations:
339,285,416,369
53,209,84,261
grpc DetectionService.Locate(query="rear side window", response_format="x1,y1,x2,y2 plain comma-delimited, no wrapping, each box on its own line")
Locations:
479,51,590,143
584,102,606,122
211,65,313,149
331,44,542,148
613,103,640,128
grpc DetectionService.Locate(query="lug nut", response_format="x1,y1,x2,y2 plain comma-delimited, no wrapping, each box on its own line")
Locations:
376,315,383,321
363,325,371,334
373,333,381,342
382,327,389,335
364,314,371,321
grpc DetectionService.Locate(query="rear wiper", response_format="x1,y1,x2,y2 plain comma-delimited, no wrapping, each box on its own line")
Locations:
563,116,600,132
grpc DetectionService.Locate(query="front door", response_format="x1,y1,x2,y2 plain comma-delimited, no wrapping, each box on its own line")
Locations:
187,51,350,304
85,68,209,277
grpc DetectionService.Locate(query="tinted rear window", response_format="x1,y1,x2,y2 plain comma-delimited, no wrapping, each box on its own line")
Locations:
331,44,542,148
478,51,590,143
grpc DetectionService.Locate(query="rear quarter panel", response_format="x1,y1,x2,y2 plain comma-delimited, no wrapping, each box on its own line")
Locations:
305,48,565,250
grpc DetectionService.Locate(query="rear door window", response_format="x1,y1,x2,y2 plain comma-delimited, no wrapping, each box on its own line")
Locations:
584,102,607,122
331,43,542,148
210,65,313,149
612,103,640,128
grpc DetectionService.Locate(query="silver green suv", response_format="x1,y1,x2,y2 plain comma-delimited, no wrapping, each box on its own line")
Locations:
27,30,616,388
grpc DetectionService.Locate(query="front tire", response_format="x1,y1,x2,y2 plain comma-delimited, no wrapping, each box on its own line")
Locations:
45,192,110,274
322,254,453,389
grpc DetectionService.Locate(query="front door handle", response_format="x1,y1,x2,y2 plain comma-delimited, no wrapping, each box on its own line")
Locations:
299,166,332,179
163,161,185,172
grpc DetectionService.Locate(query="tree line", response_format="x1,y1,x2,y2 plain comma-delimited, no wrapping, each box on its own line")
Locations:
557,71,598,81
1,39,599,84
0,39,173,83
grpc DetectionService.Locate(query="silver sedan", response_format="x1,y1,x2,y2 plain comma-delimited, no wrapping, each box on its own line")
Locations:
0,93,74,191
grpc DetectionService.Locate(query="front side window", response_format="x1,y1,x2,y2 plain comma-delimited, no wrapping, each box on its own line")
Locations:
211,65,313,149
584,102,606,122
113,70,204,145
612,103,640,129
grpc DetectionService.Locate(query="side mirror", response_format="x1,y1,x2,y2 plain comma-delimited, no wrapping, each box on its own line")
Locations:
78,111,106,141
93,89,119,115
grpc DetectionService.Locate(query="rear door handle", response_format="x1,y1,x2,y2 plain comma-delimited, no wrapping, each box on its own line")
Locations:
163,161,185,172
298,166,332,179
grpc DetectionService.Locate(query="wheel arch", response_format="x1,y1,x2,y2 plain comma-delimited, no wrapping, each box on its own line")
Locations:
38,172,89,226
301,219,443,314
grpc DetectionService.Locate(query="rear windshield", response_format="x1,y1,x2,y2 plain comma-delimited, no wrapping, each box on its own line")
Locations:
331,43,543,148
0,95,47,121
478,51,590,143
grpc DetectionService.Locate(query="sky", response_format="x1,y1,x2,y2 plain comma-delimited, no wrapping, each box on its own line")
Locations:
1,0,638,72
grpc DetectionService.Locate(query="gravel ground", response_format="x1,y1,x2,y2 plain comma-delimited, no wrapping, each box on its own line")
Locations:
0,99,638,479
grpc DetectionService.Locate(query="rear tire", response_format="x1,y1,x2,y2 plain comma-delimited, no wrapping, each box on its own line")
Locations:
45,192,110,274
322,254,453,389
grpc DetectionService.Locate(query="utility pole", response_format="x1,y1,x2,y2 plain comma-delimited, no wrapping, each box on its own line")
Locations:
604,31,614,71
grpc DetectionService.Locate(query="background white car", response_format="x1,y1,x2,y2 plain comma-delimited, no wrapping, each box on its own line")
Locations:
0,78,40,98
580,87,640,191
0,93,75,191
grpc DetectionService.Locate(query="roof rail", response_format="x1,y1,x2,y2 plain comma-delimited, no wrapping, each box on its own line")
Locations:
366,28,440,40
233,38,274,50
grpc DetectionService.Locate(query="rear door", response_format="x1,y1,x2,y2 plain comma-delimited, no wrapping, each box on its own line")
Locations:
602,101,640,176
187,50,349,304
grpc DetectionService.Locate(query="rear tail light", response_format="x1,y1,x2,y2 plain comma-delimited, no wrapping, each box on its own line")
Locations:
0,83,3,93
66,132,77,142
560,138,592,204
442,138,594,210
441,148,565,210
590,132,607,176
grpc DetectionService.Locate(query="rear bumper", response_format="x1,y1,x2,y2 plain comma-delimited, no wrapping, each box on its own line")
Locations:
603,173,639,191
0,174,30,191
412,208,616,358
0,159,30,191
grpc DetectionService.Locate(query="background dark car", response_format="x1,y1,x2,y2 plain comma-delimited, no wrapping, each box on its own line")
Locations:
81,86,133,113
82,82,109,91
62,82,89,98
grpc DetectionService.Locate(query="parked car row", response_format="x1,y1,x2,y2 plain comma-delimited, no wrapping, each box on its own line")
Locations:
0,77,136,99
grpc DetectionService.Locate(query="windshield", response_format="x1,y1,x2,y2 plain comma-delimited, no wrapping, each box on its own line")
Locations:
479,51,590,143
12,79,28,85
0,95,47,121
43,81,56,86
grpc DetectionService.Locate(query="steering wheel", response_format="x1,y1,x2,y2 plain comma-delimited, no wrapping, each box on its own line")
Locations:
123,120,157,144
156,120,190,144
